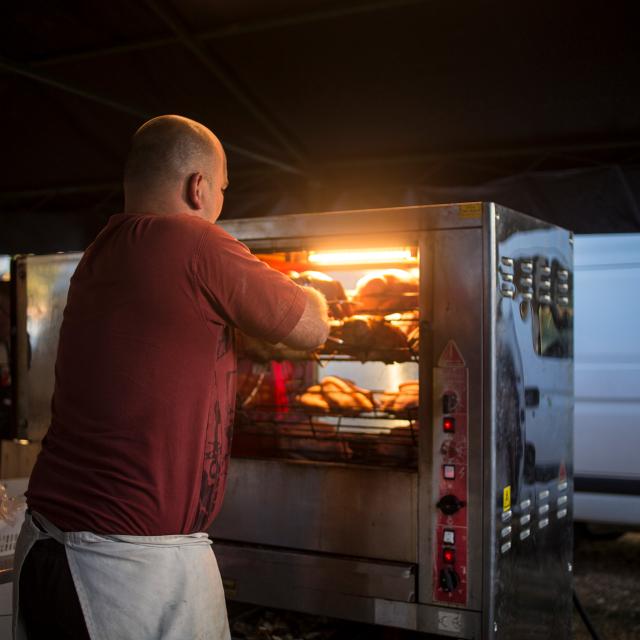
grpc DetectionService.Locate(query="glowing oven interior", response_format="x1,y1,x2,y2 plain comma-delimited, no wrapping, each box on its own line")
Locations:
233,245,421,469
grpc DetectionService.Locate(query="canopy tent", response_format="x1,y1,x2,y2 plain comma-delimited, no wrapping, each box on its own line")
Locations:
1,0,639,251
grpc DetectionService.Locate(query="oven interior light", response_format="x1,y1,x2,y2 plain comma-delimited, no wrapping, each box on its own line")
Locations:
307,248,417,266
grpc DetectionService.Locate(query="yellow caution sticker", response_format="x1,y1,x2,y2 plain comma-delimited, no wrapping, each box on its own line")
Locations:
459,203,482,219
503,485,511,512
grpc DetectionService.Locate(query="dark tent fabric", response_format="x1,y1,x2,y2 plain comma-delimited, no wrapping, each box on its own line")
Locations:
249,165,640,233
3,1,640,245
407,165,640,233
2,165,640,254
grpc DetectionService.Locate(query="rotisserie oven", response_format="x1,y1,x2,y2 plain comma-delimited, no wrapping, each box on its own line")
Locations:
11,202,574,639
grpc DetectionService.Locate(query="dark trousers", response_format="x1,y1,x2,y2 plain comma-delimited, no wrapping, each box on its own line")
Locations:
19,538,90,639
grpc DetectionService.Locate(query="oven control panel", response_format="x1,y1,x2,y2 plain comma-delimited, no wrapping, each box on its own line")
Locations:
432,340,469,605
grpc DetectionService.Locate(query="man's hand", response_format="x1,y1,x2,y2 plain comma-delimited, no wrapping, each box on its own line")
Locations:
280,287,330,350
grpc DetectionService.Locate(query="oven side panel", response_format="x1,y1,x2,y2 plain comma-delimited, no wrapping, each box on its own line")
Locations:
11,253,82,443
485,204,573,639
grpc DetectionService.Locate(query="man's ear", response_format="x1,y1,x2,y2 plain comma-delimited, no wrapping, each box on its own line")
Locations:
186,172,204,210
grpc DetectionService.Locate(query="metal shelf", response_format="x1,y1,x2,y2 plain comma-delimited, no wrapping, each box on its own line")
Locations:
233,407,419,469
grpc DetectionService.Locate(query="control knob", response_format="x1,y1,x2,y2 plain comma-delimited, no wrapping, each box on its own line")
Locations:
440,568,460,592
437,494,466,515
440,440,457,458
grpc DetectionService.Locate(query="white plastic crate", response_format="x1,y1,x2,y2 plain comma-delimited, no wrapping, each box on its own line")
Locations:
0,504,25,557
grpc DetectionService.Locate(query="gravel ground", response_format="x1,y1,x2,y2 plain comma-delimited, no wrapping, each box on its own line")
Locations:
573,531,640,640
228,531,640,639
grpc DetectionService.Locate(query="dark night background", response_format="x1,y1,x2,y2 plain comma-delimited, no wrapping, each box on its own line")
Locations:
1,0,640,253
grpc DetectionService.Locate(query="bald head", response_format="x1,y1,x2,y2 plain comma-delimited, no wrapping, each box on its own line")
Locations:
123,115,227,221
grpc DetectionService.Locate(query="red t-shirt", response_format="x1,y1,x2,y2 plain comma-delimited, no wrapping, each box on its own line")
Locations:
26,212,305,535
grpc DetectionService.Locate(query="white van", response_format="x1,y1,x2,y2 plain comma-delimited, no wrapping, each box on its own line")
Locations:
574,233,640,528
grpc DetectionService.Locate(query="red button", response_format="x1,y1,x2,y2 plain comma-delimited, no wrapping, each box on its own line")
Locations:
443,548,456,564
443,417,455,432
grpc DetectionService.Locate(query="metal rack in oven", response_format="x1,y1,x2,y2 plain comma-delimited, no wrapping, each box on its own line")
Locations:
234,404,420,469
234,287,421,471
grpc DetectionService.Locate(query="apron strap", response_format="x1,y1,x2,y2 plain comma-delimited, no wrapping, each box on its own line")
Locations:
30,510,66,545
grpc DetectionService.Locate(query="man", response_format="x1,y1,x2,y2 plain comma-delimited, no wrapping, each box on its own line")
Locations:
14,115,329,639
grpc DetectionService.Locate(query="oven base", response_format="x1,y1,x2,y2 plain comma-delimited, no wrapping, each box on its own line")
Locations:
213,541,482,638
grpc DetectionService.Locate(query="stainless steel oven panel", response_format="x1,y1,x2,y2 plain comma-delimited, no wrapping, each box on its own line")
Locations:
210,458,418,563
484,204,573,639
417,231,436,606
420,227,484,611
213,542,416,603
219,203,482,250
12,253,82,440
215,541,482,638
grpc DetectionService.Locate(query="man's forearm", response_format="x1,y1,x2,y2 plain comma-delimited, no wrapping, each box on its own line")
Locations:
280,287,330,350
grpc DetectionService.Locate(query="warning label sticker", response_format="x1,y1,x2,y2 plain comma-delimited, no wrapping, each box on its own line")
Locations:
438,340,466,368
459,202,482,219
503,486,511,512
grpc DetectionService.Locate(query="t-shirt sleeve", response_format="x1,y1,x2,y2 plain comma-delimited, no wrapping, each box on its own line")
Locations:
195,224,306,343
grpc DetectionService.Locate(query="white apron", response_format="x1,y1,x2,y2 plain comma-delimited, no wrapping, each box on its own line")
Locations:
12,512,230,640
